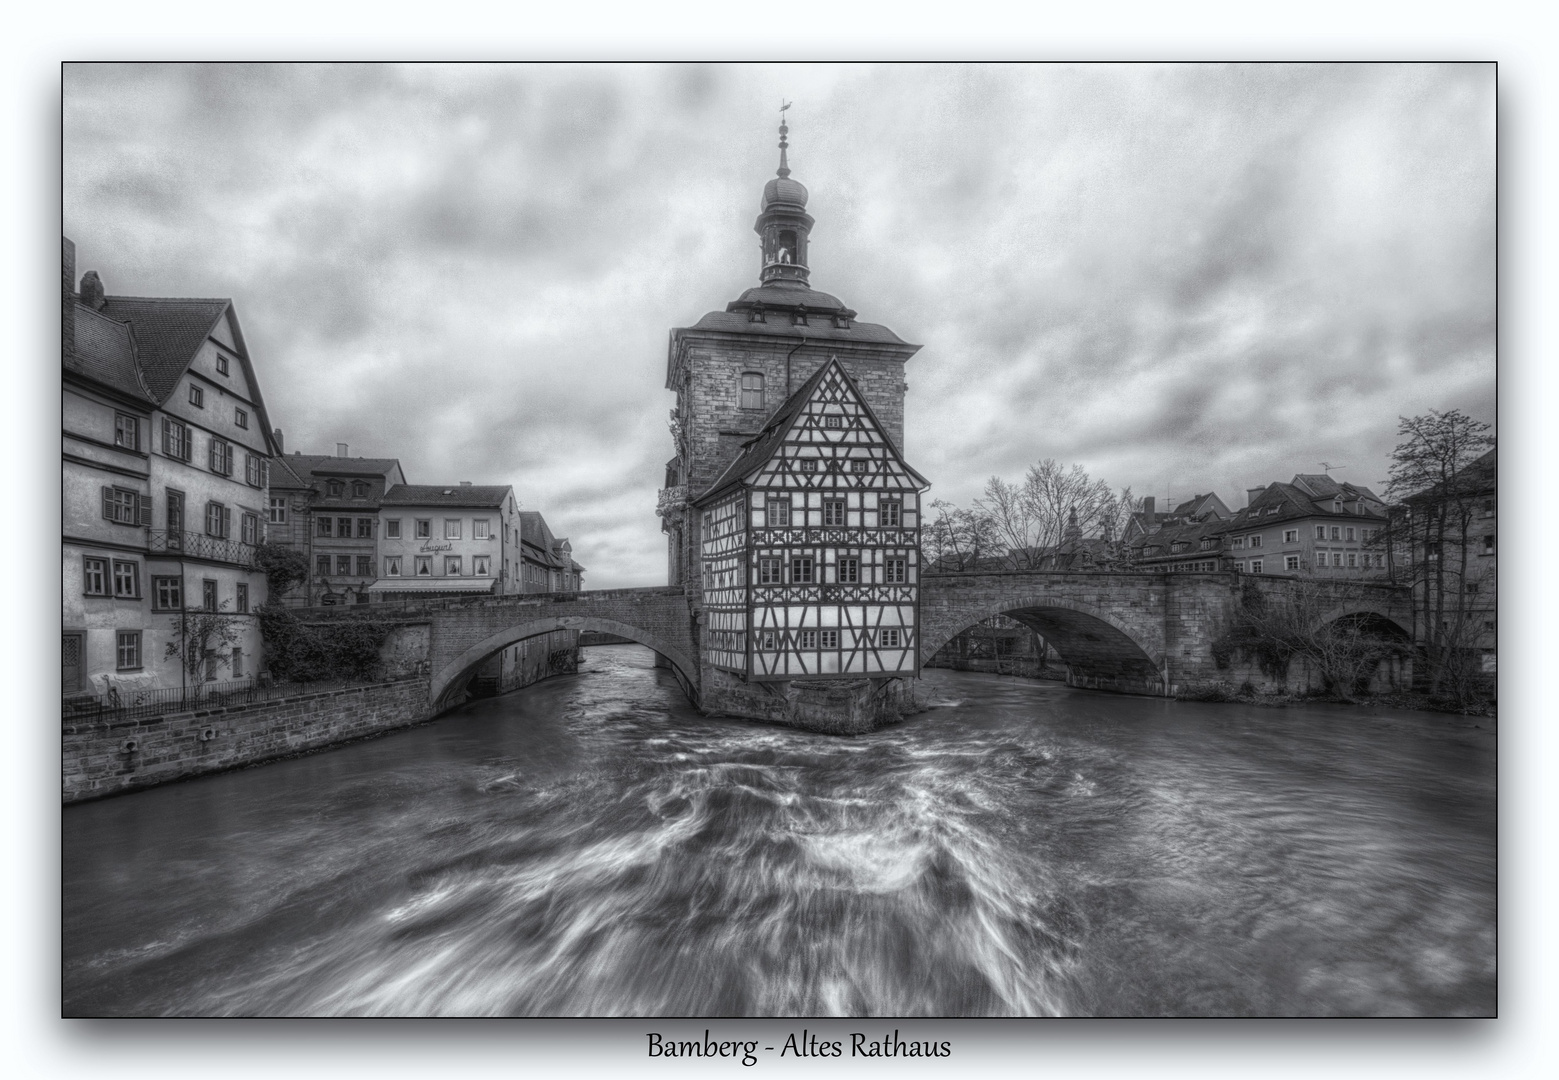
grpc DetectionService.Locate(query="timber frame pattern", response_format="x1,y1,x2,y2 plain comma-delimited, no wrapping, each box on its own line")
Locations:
694,357,930,682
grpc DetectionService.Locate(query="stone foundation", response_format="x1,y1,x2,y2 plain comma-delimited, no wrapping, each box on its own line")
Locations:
62,679,433,804
701,667,921,734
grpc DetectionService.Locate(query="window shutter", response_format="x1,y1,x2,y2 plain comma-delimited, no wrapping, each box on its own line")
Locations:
101,486,114,520
208,439,217,471
138,494,153,526
161,419,171,455
222,506,233,538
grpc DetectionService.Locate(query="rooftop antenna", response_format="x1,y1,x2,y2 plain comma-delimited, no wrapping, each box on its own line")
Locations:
1320,462,1347,475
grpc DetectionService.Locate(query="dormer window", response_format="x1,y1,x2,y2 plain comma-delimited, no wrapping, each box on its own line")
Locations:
327,480,343,497
1266,506,1279,516
1333,500,1343,513
792,309,808,326
748,306,766,324
352,481,368,499
833,313,852,329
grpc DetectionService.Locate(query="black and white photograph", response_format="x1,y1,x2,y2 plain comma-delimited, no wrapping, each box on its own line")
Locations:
55,58,1502,1030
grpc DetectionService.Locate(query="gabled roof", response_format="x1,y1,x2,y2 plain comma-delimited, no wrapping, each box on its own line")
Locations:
1221,480,1386,530
1290,474,1380,502
1135,518,1228,557
97,295,231,402
268,454,312,490
692,356,930,506
381,484,513,508
65,303,155,404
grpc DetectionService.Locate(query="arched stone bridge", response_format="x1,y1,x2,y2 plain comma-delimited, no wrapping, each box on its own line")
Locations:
919,570,1413,696
310,573,1411,715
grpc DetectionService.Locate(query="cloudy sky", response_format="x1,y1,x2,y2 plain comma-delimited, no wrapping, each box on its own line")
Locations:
63,62,1494,588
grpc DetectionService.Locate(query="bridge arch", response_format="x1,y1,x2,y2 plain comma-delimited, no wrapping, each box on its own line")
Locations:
1315,602,1414,641
429,615,699,711
922,593,1167,695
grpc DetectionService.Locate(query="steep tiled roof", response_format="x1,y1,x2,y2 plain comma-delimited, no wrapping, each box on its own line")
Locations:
288,453,406,479
382,484,512,508
698,360,834,501
686,309,910,345
1403,447,1496,503
1136,518,1227,558
65,303,154,403
96,295,230,402
268,454,312,490
1221,481,1385,530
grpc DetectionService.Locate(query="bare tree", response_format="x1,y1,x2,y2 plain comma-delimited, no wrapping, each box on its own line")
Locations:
924,498,1004,571
976,476,1039,568
166,600,243,683
1380,409,1494,700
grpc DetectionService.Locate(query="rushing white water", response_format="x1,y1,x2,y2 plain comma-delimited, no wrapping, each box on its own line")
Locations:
63,645,1495,1017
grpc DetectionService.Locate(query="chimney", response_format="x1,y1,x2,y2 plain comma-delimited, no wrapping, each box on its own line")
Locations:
62,237,76,361
336,443,348,458
273,428,284,453
1142,496,1155,519
79,269,105,310
1247,486,1266,507
459,481,472,486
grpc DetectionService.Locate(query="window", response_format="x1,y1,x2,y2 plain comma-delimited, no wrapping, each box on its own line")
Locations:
1231,536,1245,549
240,512,258,545
1345,527,1356,542
352,481,368,499
1201,538,1216,550
1249,535,1262,548
153,576,181,610
161,418,191,460
1347,553,1358,567
880,501,902,527
1483,535,1496,555
474,555,491,576
1326,526,1339,541
1285,555,1301,571
356,556,374,577
445,556,462,576
792,557,814,583
838,558,859,583
766,499,791,527
245,454,261,486
740,372,765,411
235,408,248,429
1333,500,1343,513
416,556,432,576
824,415,842,429
116,631,141,671
386,519,401,539
799,459,818,473
114,413,139,450
101,486,141,525
819,629,839,649
1314,525,1326,540
474,519,491,539
1265,507,1278,516
201,578,218,610
823,500,846,527
269,497,287,524
1374,553,1385,567
385,556,402,576
758,557,782,584
205,502,230,538
333,516,350,537
83,558,107,596
758,630,778,650
357,518,374,539
885,558,907,584
335,555,352,576
416,519,431,539
316,516,333,537
189,384,204,407
879,628,901,648
231,647,243,678
327,480,343,497
798,629,817,650
851,459,869,474
315,554,330,576
1251,559,1263,574
208,437,232,476
204,653,219,681
1482,499,1495,518
1283,530,1298,543
215,353,229,376
445,519,462,540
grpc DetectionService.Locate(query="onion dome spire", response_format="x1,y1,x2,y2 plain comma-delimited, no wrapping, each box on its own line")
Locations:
755,103,813,288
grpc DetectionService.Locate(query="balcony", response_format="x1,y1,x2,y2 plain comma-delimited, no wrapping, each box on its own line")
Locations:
146,529,258,567
656,486,688,518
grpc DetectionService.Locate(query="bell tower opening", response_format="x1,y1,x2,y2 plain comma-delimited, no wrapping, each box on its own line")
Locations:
755,114,814,288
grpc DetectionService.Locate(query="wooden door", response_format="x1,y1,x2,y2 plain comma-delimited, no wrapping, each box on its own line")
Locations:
62,633,83,693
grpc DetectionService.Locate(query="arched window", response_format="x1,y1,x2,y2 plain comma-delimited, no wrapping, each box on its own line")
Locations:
740,372,765,411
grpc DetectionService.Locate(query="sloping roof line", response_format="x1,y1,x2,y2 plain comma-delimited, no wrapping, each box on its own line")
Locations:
381,484,513,507
694,357,930,505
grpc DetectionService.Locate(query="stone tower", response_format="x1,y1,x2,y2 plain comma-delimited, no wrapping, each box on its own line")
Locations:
657,116,925,731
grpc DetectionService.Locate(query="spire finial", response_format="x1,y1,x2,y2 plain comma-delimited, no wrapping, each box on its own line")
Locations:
777,100,792,178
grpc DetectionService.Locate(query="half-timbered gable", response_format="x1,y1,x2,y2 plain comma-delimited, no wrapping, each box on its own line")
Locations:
695,357,929,681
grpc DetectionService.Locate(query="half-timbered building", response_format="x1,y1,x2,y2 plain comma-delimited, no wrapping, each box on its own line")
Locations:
693,357,929,683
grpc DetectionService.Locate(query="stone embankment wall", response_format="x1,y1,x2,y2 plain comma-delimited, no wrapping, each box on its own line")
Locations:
63,679,432,804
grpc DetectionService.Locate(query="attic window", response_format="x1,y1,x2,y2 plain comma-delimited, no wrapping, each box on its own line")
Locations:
189,385,204,408
1333,500,1343,513
748,306,766,324
327,480,343,497
1265,506,1279,516
834,313,852,329
234,408,248,429
824,415,843,429
216,354,229,376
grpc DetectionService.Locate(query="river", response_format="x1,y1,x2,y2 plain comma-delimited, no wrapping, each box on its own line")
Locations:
62,644,1495,1017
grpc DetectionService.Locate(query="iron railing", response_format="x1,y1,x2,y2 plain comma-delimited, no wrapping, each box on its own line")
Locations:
62,674,400,724
146,529,258,567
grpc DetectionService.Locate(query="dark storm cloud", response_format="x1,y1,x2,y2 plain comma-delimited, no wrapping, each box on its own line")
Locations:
64,63,1493,586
